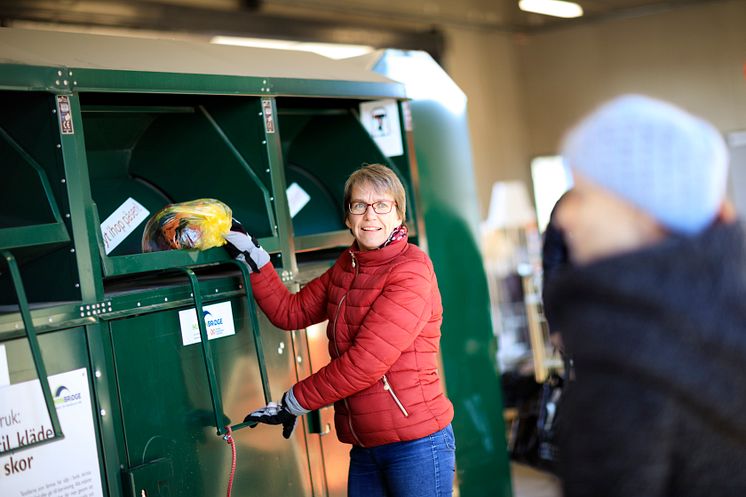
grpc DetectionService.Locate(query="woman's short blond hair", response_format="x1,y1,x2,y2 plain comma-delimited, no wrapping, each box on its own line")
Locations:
343,164,407,221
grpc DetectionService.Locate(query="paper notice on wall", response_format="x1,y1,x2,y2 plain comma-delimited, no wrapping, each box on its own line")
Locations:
286,182,311,218
100,197,150,255
0,368,104,497
178,301,236,346
0,345,8,387
359,99,403,157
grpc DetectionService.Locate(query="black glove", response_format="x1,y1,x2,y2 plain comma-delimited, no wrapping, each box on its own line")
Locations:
223,219,270,273
243,392,297,439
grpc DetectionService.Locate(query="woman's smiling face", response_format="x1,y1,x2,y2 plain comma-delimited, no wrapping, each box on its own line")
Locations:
345,181,403,251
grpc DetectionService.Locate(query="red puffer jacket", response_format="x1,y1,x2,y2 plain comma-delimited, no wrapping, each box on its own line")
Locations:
249,237,454,447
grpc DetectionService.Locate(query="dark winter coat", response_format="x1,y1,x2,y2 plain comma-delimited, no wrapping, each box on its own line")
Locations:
250,237,454,447
545,222,746,497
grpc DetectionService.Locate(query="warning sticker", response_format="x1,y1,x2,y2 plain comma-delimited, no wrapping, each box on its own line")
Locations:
56,95,74,135
262,98,275,134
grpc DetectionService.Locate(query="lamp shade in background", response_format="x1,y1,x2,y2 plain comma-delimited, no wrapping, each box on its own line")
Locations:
482,181,537,232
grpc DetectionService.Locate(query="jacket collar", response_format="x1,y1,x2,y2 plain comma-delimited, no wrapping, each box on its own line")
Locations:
348,235,408,267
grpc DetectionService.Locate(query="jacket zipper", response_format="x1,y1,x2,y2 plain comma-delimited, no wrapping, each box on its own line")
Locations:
382,374,409,417
331,250,365,447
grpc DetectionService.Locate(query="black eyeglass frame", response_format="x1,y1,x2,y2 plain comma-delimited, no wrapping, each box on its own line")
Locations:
347,200,398,215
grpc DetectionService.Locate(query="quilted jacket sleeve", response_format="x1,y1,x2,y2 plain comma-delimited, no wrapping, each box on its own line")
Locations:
249,263,330,330
293,258,435,410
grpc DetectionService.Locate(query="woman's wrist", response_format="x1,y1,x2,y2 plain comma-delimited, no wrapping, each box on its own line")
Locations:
283,386,311,416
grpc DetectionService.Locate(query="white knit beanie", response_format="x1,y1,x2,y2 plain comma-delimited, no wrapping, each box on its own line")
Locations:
561,94,729,235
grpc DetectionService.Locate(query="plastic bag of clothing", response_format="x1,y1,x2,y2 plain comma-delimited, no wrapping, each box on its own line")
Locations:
141,198,232,252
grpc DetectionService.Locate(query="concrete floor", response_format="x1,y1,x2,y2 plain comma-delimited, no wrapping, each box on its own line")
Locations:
511,463,562,497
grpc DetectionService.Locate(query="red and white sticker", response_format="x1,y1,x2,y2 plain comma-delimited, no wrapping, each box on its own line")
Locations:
56,95,74,135
262,98,275,134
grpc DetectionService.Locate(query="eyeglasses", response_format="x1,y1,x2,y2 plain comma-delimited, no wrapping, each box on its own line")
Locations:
348,200,397,215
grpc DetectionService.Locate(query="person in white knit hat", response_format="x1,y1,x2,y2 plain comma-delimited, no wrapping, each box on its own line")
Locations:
543,94,746,497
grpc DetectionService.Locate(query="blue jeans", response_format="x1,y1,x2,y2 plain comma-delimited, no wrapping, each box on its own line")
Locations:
347,424,456,497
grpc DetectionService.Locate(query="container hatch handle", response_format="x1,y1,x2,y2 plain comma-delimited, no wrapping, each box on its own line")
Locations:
0,250,64,454
178,266,268,436
227,259,272,404
179,268,227,436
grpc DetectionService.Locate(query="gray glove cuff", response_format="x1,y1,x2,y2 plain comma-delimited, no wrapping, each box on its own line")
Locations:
284,387,311,416
236,248,270,271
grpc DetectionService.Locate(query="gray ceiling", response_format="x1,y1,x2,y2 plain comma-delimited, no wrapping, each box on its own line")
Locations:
0,0,726,59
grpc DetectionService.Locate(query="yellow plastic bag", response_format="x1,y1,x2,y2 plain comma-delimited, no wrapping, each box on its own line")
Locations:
141,198,232,252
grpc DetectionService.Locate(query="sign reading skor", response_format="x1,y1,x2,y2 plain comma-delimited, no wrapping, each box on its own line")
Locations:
100,197,150,255
0,368,103,497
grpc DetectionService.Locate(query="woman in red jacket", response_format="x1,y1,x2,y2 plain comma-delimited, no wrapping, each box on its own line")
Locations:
224,164,455,497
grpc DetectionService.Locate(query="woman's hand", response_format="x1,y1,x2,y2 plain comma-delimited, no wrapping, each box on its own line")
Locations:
223,219,270,272
243,390,307,439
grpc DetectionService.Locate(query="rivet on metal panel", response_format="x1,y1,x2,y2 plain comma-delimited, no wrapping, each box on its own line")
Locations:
265,168,270,173
70,248,75,253
277,347,283,354
79,306,84,311
69,70,73,76
52,109,56,114
215,289,219,293
56,144,61,149
86,305,90,310
258,112,262,116
48,317,53,323
61,178,66,183
55,80,60,85
141,489,147,497
65,213,70,218
262,140,267,145
190,293,193,297
95,371,102,378
57,70,62,76
74,283,80,288
63,80,68,85
164,297,168,302
86,312,91,316
263,80,267,84
270,196,274,201
80,312,84,317
296,356,302,363
100,409,106,416
73,81,77,85
137,302,141,307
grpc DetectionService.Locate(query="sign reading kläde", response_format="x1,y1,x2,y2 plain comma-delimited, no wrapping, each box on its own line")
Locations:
0,369,104,497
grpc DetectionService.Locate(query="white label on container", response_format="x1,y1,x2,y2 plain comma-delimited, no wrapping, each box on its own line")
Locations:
359,99,403,157
100,197,150,255
0,345,8,387
286,182,311,218
178,301,236,346
0,368,104,497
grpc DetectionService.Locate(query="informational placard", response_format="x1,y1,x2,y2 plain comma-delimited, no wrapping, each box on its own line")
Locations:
0,345,8,387
359,99,403,157
178,301,236,346
286,182,311,218
0,368,104,497
99,197,150,255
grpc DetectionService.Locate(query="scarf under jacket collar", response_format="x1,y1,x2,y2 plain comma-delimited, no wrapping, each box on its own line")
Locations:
545,221,746,438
